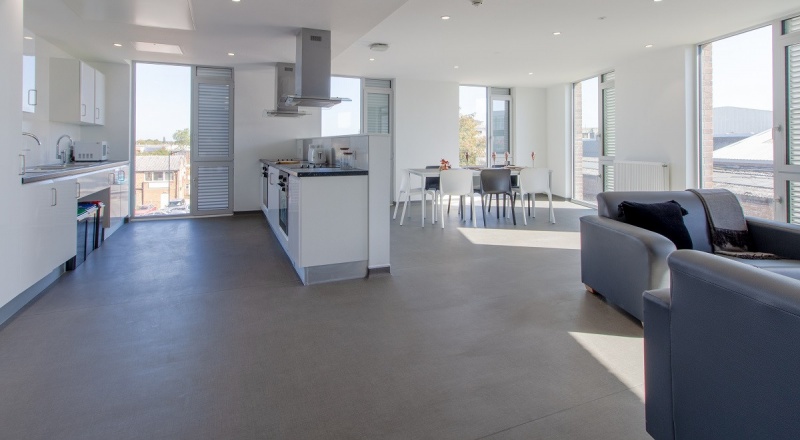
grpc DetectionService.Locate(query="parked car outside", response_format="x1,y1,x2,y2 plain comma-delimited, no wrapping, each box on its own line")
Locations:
134,204,157,216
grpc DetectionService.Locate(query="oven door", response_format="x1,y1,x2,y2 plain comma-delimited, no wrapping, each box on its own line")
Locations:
278,172,288,235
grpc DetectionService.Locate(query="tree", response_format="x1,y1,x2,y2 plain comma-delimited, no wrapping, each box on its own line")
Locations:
172,128,190,146
459,113,486,166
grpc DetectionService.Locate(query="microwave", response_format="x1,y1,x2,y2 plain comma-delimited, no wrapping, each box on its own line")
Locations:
73,141,108,162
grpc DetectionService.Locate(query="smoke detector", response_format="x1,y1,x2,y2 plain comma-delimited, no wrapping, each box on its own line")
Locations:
471,0,483,6
369,43,389,52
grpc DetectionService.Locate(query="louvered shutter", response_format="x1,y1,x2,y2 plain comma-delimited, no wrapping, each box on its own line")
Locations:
192,67,234,215
601,73,616,191
364,79,392,135
788,44,800,166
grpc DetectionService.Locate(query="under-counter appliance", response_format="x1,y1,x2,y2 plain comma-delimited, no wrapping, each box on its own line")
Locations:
278,171,289,235
73,141,108,161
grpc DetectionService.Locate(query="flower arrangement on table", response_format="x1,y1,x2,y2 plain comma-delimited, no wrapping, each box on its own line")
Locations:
439,159,451,170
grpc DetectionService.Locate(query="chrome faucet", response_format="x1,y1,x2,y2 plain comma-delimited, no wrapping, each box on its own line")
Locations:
55,134,73,164
22,132,41,145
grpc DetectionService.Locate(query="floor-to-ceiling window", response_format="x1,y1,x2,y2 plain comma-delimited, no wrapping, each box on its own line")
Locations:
699,27,774,219
459,86,512,167
322,76,361,137
133,63,191,217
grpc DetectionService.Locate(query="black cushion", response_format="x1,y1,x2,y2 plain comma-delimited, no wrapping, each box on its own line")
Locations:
618,200,693,250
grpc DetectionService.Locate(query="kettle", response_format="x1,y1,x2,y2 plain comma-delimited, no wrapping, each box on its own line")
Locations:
309,145,327,164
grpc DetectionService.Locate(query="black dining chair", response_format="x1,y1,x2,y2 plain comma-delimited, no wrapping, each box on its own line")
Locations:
477,168,516,226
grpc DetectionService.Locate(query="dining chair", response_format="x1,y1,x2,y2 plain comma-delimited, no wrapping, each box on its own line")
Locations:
513,168,555,224
393,169,437,226
438,169,476,228
477,168,516,226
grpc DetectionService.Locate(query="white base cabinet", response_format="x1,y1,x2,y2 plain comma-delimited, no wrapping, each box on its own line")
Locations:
15,179,77,291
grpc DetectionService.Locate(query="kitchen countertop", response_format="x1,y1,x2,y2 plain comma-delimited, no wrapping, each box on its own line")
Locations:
260,159,368,177
21,160,129,184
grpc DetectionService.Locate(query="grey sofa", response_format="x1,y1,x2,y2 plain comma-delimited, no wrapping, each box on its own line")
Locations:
644,250,800,439
580,191,800,321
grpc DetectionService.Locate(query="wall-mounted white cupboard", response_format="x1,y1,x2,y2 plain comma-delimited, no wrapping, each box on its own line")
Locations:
49,58,105,125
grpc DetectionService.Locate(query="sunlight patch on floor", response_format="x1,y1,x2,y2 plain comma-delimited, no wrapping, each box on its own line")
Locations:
457,227,581,250
568,331,645,401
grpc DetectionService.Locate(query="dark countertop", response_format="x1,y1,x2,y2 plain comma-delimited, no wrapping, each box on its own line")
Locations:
21,160,130,184
260,159,368,177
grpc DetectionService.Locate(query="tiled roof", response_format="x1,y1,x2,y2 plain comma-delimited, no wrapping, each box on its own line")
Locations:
135,155,187,172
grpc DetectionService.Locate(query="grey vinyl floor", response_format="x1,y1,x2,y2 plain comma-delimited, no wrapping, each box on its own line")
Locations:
0,199,648,440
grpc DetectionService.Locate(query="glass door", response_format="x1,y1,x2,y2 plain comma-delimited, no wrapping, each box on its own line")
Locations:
573,76,600,205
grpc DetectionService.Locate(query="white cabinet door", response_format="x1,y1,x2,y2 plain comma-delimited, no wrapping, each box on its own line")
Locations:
93,69,105,125
77,168,109,199
22,55,36,113
16,179,77,288
79,61,95,124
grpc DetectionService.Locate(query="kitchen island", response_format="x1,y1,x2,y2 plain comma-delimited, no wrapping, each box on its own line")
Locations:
260,159,370,284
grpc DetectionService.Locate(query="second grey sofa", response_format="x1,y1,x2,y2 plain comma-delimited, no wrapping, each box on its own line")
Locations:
580,190,800,321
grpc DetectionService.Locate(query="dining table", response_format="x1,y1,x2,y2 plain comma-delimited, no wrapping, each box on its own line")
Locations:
405,166,523,227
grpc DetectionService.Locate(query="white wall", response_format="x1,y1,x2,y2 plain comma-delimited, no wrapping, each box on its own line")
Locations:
1,0,24,308
615,45,698,190
393,78,459,200
233,64,321,211
513,87,547,169
82,61,131,162
546,84,572,198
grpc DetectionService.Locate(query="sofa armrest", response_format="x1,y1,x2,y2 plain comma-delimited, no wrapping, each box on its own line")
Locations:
747,217,800,260
666,250,800,438
580,215,676,321
643,288,674,440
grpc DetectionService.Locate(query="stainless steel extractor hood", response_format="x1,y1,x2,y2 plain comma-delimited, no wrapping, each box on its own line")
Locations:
265,63,309,117
280,28,351,108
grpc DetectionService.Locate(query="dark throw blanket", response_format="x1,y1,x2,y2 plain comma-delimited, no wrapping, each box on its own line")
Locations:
687,188,780,260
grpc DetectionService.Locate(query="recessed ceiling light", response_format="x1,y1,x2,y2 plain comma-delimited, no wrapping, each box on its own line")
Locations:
113,43,122,47
369,58,375,61
645,44,653,48
441,15,451,20
553,32,561,36
232,0,241,2
454,65,459,69
228,52,235,56
23,36,33,40
528,72,533,75
654,0,662,2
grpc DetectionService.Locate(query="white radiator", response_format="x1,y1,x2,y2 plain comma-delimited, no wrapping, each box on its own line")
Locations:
612,161,670,191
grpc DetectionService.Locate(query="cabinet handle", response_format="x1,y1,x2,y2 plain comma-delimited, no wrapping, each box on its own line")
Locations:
76,182,81,198
19,154,26,175
81,104,86,117
109,172,116,185
95,108,100,120
27,89,37,106
269,172,275,185
51,188,57,207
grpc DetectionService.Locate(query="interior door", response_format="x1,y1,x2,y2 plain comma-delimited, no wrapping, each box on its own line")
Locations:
774,15,800,223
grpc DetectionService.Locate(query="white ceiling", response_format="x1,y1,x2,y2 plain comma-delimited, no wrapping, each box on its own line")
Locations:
23,0,800,87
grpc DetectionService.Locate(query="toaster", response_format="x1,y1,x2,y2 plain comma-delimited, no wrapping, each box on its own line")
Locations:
73,141,108,162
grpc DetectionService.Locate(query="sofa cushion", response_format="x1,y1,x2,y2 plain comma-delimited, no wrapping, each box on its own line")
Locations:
618,200,693,249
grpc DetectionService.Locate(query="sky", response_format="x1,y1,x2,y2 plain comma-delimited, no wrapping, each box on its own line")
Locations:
135,63,191,141
321,77,362,136
711,25,773,111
